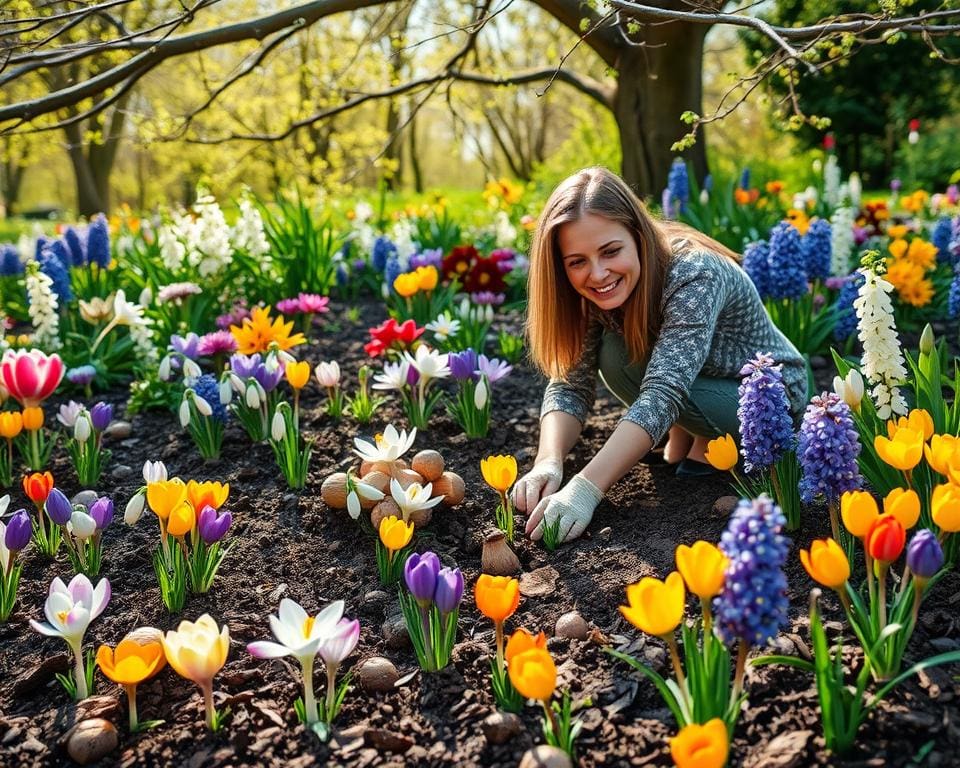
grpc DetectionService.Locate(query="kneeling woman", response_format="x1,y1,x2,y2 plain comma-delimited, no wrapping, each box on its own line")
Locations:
513,167,806,543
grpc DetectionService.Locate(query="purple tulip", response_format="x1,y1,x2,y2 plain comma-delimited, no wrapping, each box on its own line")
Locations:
198,505,232,544
45,488,73,526
404,551,440,607
4,509,32,551
448,349,478,382
89,402,113,432
434,566,464,614
906,530,943,579
88,497,114,530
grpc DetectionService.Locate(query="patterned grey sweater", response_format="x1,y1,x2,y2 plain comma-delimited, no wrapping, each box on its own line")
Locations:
540,249,807,444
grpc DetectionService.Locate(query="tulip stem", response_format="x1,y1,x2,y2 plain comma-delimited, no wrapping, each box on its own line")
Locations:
201,682,216,730
663,634,688,705
73,645,88,700
864,548,876,606
731,642,749,705
302,657,318,724
126,685,139,731
877,563,888,629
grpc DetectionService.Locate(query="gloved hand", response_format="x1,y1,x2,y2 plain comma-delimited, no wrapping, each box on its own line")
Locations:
525,473,603,543
512,458,563,514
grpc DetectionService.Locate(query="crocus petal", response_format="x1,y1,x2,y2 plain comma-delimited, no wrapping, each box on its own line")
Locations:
247,641,295,659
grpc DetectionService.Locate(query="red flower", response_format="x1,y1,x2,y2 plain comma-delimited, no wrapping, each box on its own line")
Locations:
822,133,835,151
867,515,906,563
464,257,508,294
395,319,424,344
365,318,424,357
908,118,920,132
442,245,478,281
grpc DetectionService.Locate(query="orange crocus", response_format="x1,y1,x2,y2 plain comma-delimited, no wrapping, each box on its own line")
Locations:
186,480,229,512
97,636,167,732
474,574,520,623
505,628,547,663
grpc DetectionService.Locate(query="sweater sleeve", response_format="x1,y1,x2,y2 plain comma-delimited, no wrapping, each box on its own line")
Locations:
621,254,728,443
539,320,603,425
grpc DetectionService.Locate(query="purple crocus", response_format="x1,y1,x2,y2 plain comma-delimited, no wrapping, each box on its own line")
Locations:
406,364,420,387
45,488,73,526
87,497,114,530
66,365,97,387
89,402,113,432
197,505,232,544
197,330,238,357
434,566,464,614
4,509,32,551
797,393,862,505
404,551,441,607
906,530,943,580
477,354,512,384
170,333,201,360
448,349,479,382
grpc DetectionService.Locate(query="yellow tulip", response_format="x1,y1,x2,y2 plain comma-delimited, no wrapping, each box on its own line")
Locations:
675,541,727,599
393,272,420,298
507,647,556,702
21,406,43,431
480,455,518,493
284,360,311,390
925,434,958,476
799,539,850,589
840,490,879,537
620,571,685,638
932,483,960,533
146,479,187,521
161,614,230,729
0,411,23,439
887,409,934,441
669,718,729,768
167,502,196,537
186,480,230,512
704,434,738,471
946,453,960,487
415,266,438,291
883,487,920,529
379,515,414,552
874,428,923,471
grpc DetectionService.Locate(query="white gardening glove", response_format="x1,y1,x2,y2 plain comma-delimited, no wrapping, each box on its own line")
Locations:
525,473,603,544
512,458,563,514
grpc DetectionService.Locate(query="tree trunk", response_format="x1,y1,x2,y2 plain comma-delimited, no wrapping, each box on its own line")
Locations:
408,112,423,193
64,122,107,216
611,21,709,197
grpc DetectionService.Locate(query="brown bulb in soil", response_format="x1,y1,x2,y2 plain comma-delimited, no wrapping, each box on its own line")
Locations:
320,472,348,509
432,471,465,506
411,449,444,482
481,530,521,576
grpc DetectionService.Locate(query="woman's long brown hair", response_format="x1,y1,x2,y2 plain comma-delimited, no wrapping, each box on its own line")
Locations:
526,166,738,379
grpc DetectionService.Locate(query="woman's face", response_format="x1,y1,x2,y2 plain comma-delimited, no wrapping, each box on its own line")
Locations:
557,213,640,311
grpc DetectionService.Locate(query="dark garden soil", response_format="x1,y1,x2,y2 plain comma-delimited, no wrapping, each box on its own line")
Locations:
2,300,959,767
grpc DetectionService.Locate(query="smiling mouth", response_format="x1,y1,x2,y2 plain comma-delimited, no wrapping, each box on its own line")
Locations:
591,278,621,296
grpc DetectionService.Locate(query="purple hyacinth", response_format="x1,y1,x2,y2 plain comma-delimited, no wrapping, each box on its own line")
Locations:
448,349,479,382
949,265,960,320
372,236,396,273
767,222,807,301
434,566,464,614
931,217,953,264
737,353,795,473
89,402,113,431
63,227,87,266
661,187,678,220
66,365,97,387
190,374,229,422
739,167,751,190
409,248,444,269
797,393,863,504
907,529,943,579
384,254,403,294
45,488,73,526
86,214,111,268
832,273,864,341
404,551,441,607
198,505,232,544
801,219,832,281
88,497,114,530
713,496,790,648
4,509,32,551
742,241,771,300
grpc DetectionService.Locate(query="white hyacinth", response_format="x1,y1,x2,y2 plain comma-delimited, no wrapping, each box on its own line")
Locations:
25,261,60,349
232,194,270,260
158,224,187,270
494,210,517,248
823,155,841,209
390,219,419,261
830,200,856,276
853,263,908,420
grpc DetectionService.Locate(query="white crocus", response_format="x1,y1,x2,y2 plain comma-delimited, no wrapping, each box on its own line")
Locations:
474,376,488,410
69,508,97,540
158,355,173,381
125,491,146,525
404,344,450,382
111,289,145,327
315,361,341,388
425,312,461,342
372,360,410,392
73,413,92,443
246,599,345,724
143,460,168,484
30,575,111,700
389,477,444,522
57,401,84,429
353,423,417,464
0,494,8,516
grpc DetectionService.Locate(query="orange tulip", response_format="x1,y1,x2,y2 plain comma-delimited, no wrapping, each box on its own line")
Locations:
22,471,54,504
474,574,520,623
21,406,43,432
799,539,850,589
0,411,23,439
505,628,547,663
507,647,556,702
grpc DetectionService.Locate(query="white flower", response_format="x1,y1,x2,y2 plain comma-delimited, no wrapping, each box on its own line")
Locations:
193,394,213,417
848,173,862,208
425,312,461,342
823,155,841,209
219,378,233,405
346,490,361,520
830,203,855,276
125,491,145,525
143,460,167,483
389,477,444,521
182,358,202,379
30,574,111,651
315,361,340,388
271,410,286,442
112,289,147,327
832,369,864,412
57,401,84,428
25,262,59,349
0,494,8,516
247,598,345,664
372,360,410,392
854,266,908,420
74,413,92,443
354,201,374,224
158,224,187,271
474,376,488,410
158,355,173,381
245,383,261,409
231,195,270,259
403,345,450,382
179,399,191,427
494,210,517,248
69,508,97,540
355,479,384,503
353,423,416,463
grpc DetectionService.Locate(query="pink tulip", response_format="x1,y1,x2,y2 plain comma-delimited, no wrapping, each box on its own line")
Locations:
1,349,65,407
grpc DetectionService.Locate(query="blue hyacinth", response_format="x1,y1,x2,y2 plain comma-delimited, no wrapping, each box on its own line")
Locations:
949,265,960,319
0,244,22,276
86,214,111,268
335,262,348,287
666,159,689,214
189,374,229,423
831,273,863,341
703,174,713,192
713,496,790,648
932,217,953,265
384,254,403,294
767,222,808,300
64,227,87,266
742,240,771,299
372,236,396,273
797,393,863,504
737,352,795,473
38,245,73,302
801,219,832,281
739,167,751,190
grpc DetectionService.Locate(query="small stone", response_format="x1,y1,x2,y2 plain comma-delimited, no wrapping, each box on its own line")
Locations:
66,719,119,765
71,490,99,507
519,745,573,768
364,728,413,753
111,464,133,480
382,614,410,650
712,495,739,516
519,565,559,597
555,611,589,640
596,526,612,540
104,420,132,440
362,590,389,607
76,695,120,721
13,654,70,696
929,637,960,653
356,657,399,693
481,712,522,745
744,730,812,768
123,626,163,646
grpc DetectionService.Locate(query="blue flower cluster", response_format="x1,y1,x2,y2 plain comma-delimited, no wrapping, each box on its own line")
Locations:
189,374,229,423
0,244,22,276
739,167,751,190
666,159,689,214
831,273,864,341
737,352,795,473
797,393,863,504
801,219,832,281
85,214,111,268
384,254,403,294
372,236,397,273
742,240,771,299
932,217,953,265
949,264,960,319
713,496,790,648
767,222,808,301
38,241,73,302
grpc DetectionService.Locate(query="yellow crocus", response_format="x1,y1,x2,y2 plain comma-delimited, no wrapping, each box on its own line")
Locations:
669,718,729,768
883,487,920,530
480,455,518,493
925,434,959,476
186,480,229,512
887,225,908,240
932,484,960,533
146,478,188,521
799,539,850,589
393,272,420,298
21,406,43,431
379,515,414,553
620,571,685,638
96,637,167,731
0,411,23,439
415,266,438,291
840,490,879,538
161,614,230,729
887,409,934,441
874,428,923,471
675,541,727,599
284,360,311,390
507,647,556,702
704,434,738,471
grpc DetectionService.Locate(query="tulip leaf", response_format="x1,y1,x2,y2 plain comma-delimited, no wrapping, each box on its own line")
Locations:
604,647,686,725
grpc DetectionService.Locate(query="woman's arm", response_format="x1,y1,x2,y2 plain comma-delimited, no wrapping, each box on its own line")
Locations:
579,420,653,493
513,410,583,513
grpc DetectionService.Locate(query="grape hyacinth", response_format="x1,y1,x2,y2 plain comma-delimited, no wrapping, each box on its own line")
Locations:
189,375,229,423
802,219,832,281
742,241,771,299
713,496,790,649
797,393,863,505
737,353,795,474
767,222,808,301
372,236,396,273
1,244,23,275
948,265,960,320
931,217,953,264
86,214,111,268
38,244,73,303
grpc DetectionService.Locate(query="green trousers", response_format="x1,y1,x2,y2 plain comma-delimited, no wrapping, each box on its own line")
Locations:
597,330,741,440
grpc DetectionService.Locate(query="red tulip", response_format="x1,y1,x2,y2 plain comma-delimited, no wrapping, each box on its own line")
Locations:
1,349,65,407
866,515,906,563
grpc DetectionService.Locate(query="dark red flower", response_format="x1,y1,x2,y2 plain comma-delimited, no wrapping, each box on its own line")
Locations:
442,245,478,281
822,133,835,151
464,257,507,294
909,118,920,132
